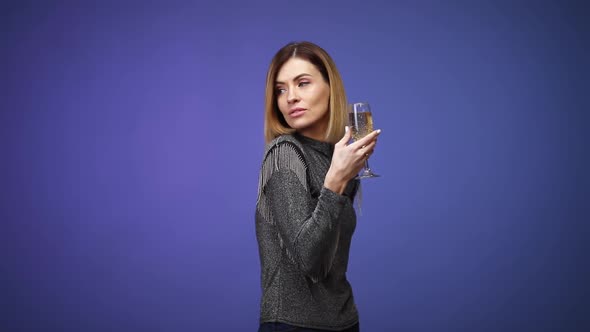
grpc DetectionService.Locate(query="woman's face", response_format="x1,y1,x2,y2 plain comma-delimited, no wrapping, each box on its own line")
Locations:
275,57,330,140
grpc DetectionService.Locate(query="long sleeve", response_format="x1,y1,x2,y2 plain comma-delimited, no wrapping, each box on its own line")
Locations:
257,140,347,282
255,135,360,329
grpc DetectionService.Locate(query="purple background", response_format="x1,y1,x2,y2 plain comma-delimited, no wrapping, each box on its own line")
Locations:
1,1,588,331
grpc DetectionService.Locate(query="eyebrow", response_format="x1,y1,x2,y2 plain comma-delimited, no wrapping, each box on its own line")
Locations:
275,73,312,85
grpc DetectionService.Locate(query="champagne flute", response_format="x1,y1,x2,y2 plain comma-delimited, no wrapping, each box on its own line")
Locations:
348,102,380,179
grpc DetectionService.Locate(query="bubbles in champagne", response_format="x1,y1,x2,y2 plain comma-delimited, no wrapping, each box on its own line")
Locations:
348,112,374,141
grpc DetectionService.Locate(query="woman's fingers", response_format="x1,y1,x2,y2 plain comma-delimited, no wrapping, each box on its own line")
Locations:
336,126,353,147
356,140,377,158
351,129,381,150
330,128,381,181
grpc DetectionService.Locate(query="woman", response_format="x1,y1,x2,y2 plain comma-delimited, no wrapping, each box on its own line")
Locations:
256,41,380,332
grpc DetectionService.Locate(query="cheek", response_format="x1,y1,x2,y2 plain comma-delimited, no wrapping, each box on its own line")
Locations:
312,87,330,110
276,96,288,115
310,86,330,104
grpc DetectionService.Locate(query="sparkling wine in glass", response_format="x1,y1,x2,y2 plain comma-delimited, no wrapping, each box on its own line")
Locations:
348,102,380,179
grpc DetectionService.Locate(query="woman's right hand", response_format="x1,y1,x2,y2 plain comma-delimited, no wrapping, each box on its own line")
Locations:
324,126,381,194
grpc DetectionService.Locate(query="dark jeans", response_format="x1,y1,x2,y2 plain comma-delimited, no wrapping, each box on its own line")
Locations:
258,322,359,332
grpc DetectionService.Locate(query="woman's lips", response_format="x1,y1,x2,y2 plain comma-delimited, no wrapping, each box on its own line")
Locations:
290,108,306,118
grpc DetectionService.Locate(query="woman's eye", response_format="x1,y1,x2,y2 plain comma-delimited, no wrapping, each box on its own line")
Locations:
298,81,310,87
276,87,286,94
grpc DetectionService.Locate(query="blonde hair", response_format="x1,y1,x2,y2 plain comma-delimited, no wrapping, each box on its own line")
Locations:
264,41,347,144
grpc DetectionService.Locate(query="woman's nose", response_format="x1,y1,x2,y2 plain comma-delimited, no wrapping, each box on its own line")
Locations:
287,88,299,103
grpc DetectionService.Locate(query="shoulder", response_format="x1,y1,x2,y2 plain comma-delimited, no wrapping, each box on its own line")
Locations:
265,134,302,152
258,134,310,197
262,134,307,167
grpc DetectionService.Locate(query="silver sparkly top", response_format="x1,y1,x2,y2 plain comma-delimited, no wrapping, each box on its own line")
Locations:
256,133,360,330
